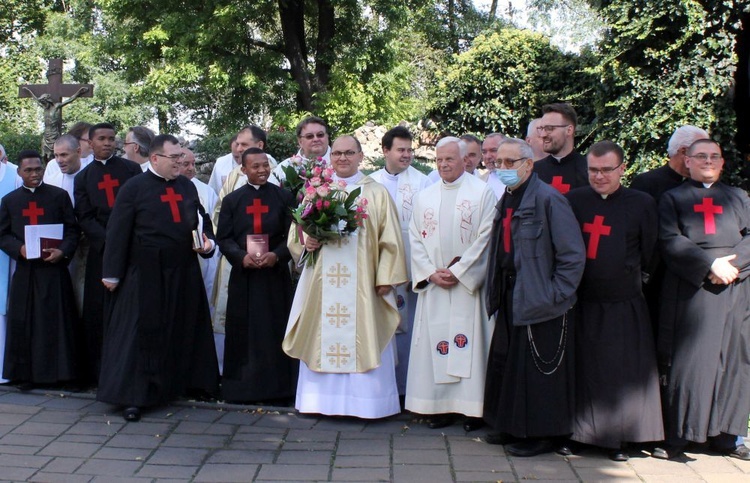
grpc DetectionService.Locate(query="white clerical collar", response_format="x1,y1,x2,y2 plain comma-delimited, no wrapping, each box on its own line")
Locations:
334,171,364,184
148,166,168,180
23,181,43,193
383,171,399,182
600,193,608,199
703,182,715,188
95,154,114,165
441,171,465,189
247,182,262,190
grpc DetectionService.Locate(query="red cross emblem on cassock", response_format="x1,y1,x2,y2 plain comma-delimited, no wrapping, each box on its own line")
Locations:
97,174,120,208
160,187,183,223
694,197,723,235
22,201,44,225
582,215,612,259
246,198,269,233
550,176,571,194
436,340,449,356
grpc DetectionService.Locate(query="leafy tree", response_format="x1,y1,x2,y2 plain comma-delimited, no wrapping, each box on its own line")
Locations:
587,0,750,184
428,28,598,140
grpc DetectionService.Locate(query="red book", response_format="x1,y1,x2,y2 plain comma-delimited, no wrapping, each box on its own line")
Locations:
40,237,62,260
247,234,269,257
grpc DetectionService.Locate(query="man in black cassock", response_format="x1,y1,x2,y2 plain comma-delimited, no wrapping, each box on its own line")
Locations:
74,123,141,384
630,125,711,341
0,151,79,387
630,125,709,201
533,103,588,194
566,141,663,461
654,139,750,460
484,138,585,457
216,147,297,404
97,134,219,422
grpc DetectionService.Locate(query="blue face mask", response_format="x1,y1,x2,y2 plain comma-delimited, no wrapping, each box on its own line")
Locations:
496,167,522,187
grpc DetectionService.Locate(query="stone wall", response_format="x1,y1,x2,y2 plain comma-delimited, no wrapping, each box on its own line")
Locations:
354,120,439,170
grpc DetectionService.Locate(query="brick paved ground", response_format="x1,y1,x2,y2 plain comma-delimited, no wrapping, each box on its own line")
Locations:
1,385,749,482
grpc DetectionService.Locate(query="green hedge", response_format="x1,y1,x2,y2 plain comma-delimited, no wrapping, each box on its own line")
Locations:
0,132,43,164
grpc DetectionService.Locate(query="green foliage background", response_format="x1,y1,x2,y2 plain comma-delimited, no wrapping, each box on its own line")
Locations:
0,0,747,186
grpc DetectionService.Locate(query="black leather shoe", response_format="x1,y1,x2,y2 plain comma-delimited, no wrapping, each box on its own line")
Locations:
555,440,583,456
123,407,141,422
609,449,629,461
427,414,457,429
652,444,685,460
506,439,554,457
463,417,485,432
15,381,34,391
485,432,517,445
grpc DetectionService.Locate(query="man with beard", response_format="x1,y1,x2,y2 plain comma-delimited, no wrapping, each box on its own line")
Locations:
533,103,588,194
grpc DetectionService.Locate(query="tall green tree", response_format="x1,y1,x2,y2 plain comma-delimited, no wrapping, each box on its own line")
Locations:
427,28,598,139
587,0,749,181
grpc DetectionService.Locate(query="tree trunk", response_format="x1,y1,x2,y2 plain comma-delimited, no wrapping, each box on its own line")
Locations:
278,0,314,111
313,0,335,94
489,0,499,20
448,0,458,53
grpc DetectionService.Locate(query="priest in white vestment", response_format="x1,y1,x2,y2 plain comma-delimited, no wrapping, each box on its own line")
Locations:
406,136,495,431
0,146,18,383
284,135,408,419
178,148,222,372
46,135,91,314
368,126,430,395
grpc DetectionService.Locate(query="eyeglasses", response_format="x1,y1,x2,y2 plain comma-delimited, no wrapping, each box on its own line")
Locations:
123,142,138,147
155,153,187,161
497,157,528,169
536,124,570,134
689,154,723,163
299,132,327,140
331,150,360,159
588,162,623,175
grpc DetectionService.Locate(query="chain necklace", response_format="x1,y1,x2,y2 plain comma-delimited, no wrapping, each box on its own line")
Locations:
527,311,568,376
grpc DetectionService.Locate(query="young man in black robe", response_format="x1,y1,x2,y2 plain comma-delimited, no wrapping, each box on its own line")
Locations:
216,147,297,404
484,138,585,457
566,141,663,461
0,151,79,387
654,139,750,460
533,103,588,194
97,134,219,422
74,123,141,384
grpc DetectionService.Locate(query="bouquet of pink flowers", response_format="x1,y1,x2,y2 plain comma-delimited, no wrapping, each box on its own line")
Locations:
291,166,369,266
281,155,328,203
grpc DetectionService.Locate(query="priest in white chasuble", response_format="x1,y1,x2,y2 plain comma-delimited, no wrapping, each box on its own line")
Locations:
405,137,495,431
283,135,408,419
368,126,431,396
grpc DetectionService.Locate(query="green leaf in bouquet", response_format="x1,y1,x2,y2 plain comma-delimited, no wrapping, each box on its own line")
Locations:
345,187,362,205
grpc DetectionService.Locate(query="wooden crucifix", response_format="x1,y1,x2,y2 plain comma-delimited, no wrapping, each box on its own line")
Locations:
19,59,94,163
